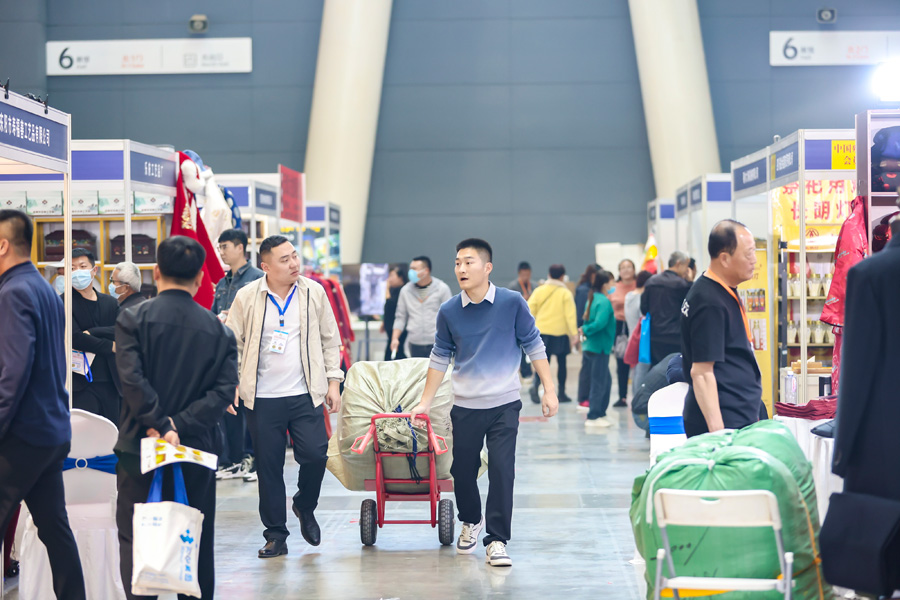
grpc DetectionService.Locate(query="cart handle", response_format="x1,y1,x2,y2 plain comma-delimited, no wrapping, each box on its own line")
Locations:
349,413,449,455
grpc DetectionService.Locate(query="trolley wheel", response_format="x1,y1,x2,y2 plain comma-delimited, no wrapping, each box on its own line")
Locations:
438,498,455,546
360,499,378,546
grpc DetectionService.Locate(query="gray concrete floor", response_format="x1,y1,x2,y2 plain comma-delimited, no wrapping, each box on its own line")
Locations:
7,352,652,599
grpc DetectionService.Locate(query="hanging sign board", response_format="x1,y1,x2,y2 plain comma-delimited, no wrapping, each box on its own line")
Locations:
733,158,767,193
279,165,303,223
46,38,252,76
770,31,900,66
0,101,68,161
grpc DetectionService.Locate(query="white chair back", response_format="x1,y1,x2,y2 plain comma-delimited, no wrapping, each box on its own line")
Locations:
653,489,782,530
64,409,118,505
648,382,688,464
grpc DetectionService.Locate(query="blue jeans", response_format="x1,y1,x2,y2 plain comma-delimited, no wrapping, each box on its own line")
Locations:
585,351,612,420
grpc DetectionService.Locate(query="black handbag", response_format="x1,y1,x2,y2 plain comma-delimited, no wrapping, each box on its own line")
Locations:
821,491,900,596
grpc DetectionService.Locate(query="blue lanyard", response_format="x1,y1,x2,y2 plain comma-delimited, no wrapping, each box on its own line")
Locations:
82,351,93,383
268,286,297,327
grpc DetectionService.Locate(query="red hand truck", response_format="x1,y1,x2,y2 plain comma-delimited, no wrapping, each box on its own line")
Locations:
350,413,454,546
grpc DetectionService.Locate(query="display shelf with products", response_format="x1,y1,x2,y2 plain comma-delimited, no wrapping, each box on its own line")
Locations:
855,109,900,252
302,202,342,280
27,140,177,291
733,146,775,414
687,173,732,273
216,173,282,266
647,198,675,266
0,88,75,398
769,129,857,406
674,184,689,255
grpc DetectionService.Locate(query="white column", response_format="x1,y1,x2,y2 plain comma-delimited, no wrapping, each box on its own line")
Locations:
628,0,721,196
304,0,393,265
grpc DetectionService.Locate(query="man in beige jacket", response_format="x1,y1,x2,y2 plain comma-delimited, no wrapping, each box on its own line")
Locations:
225,235,343,559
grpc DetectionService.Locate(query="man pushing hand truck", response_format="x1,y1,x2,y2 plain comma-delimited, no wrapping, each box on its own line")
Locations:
409,238,559,568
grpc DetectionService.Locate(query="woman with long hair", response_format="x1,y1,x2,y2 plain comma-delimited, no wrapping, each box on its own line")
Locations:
609,259,637,408
382,263,409,360
625,269,654,394
581,270,617,428
576,263,601,406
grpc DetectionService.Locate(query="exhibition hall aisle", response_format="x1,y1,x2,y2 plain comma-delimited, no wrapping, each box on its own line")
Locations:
213,357,649,600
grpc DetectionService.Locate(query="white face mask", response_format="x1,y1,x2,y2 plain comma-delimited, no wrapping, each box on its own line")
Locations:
71,269,94,291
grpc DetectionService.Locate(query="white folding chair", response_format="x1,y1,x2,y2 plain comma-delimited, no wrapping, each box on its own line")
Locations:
18,409,125,599
652,489,794,600
648,382,688,464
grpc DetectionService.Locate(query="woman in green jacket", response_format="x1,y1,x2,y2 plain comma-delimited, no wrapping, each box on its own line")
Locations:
581,270,617,428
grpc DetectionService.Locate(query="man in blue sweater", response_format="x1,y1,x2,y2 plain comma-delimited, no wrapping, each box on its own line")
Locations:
411,238,559,568
0,210,86,599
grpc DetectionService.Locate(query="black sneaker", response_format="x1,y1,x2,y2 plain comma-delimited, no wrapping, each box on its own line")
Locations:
558,394,572,403
529,386,541,404
613,399,628,408
216,462,242,480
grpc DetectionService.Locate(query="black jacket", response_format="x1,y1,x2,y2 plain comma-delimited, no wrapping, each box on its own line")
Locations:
115,289,239,454
640,270,691,344
67,290,120,392
90,292,146,342
833,235,900,499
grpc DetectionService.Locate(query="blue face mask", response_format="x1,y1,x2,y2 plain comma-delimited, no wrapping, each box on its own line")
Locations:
54,276,66,294
408,269,420,285
71,269,94,291
108,282,120,299
607,286,616,295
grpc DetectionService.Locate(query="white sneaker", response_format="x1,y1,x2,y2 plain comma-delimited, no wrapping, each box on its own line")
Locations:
456,517,484,554
585,417,612,428
485,541,512,567
241,456,257,482
216,462,242,480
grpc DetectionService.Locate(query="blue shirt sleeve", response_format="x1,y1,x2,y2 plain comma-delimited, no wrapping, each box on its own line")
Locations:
515,295,547,361
428,305,456,372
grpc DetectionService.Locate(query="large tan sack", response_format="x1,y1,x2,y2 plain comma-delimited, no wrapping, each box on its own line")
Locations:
327,359,454,493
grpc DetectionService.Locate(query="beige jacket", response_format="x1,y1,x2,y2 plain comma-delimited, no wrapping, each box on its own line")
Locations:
225,275,344,410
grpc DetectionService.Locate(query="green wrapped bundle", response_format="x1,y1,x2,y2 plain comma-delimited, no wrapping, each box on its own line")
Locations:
631,422,825,599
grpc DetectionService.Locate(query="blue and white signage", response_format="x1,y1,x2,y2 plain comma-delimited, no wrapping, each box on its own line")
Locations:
733,158,767,192
72,150,123,180
707,181,732,202
649,205,656,221
255,188,276,211
660,204,675,219
772,142,799,180
130,151,176,186
677,190,689,211
690,184,702,206
0,101,68,162
329,207,340,226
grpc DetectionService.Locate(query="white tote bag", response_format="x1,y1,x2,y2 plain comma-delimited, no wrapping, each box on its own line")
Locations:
132,463,204,598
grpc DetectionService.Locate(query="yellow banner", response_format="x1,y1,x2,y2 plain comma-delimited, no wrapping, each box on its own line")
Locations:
831,140,856,170
773,179,856,245
738,247,773,416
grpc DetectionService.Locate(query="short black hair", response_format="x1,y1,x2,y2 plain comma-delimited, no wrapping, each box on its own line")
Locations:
549,264,566,279
635,270,653,289
0,210,32,256
456,238,493,263
158,236,205,283
218,228,248,252
411,255,432,271
517,261,531,272
72,247,96,266
391,262,409,284
591,269,612,291
259,235,291,258
708,219,747,259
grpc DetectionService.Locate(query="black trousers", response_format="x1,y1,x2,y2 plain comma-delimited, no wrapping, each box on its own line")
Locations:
615,320,630,401
450,401,521,546
0,436,85,600
220,403,247,466
246,394,327,542
408,343,433,358
72,381,120,425
116,452,216,600
534,334,569,399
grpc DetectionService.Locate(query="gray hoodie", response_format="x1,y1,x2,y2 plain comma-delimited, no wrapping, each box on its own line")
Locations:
393,277,453,345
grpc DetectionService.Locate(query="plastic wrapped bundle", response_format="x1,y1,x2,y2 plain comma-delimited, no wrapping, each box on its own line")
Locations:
631,420,825,600
326,359,454,493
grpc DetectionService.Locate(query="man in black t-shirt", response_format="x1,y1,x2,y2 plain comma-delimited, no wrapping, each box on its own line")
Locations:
681,220,762,437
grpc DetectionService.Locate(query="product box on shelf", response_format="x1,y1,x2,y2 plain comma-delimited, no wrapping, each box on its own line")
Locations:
110,234,157,264
71,191,99,216
26,191,64,216
0,191,27,212
44,229,96,262
134,192,173,214
98,190,132,215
